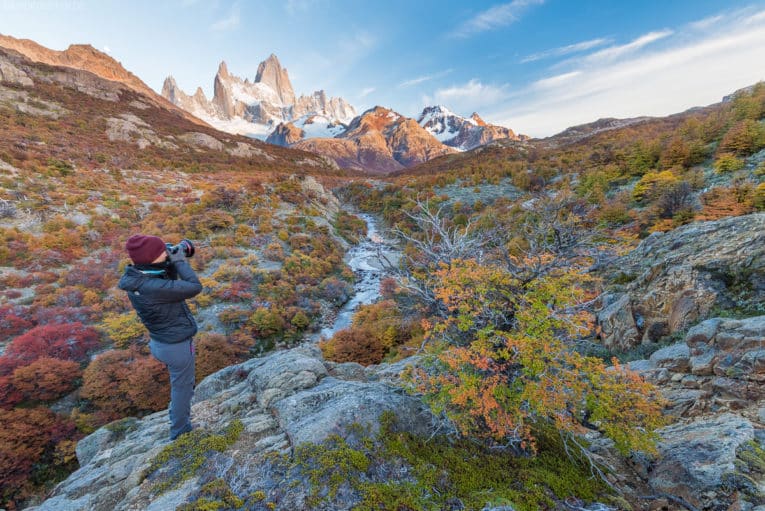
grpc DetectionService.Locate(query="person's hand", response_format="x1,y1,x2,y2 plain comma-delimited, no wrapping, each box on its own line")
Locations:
167,248,186,263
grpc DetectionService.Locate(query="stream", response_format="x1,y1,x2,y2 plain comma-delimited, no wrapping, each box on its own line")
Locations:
315,213,400,341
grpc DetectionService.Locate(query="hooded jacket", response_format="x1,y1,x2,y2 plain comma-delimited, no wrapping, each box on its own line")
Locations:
118,260,202,344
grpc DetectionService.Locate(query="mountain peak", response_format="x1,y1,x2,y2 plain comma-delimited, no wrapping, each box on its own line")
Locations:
418,105,519,150
470,112,486,126
255,53,295,105
217,60,230,79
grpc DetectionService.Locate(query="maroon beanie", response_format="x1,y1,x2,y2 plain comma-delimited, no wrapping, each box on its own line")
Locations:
125,234,166,264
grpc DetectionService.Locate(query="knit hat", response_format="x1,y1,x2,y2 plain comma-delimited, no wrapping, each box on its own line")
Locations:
125,234,166,264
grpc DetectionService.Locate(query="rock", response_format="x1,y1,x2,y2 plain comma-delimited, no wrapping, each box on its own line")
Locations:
178,132,224,151
649,342,690,372
596,294,640,350
29,346,440,511
0,58,33,86
650,413,762,509
273,377,434,446
266,121,305,146
597,214,765,350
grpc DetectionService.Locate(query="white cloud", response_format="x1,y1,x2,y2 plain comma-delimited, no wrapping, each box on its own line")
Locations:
492,9,765,137
689,14,723,30
211,4,240,31
103,45,111,54
359,87,376,98
398,69,453,88
452,0,544,38
582,30,673,63
430,79,510,113
521,38,609,63
531,71,581,89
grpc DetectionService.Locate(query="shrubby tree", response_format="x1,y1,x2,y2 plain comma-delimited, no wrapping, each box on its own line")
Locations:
383,197,663,462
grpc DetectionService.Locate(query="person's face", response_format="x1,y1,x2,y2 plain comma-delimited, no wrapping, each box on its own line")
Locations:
152,251,168,264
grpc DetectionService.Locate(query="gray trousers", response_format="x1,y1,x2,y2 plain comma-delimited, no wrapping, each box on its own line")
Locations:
149,338,195,440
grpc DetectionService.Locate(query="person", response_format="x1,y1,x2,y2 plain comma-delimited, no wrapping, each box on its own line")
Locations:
118,234,202,440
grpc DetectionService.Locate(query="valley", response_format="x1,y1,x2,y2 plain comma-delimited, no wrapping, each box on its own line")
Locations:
0,31,764,511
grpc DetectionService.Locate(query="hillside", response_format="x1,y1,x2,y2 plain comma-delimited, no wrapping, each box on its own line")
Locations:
0,46,340,176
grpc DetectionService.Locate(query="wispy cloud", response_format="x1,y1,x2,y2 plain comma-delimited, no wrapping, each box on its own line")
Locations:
532,71,581,89
689,14,723,30
521,38,609,63
359,87,376,98
582,30,673,63
492,8,765,137
427,79,510,113
398,69,453,88
103,45,111,54
211,4,240,31
452,0,544,38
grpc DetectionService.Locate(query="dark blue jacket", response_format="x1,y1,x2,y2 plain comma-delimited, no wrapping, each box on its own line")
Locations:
118,260,202,344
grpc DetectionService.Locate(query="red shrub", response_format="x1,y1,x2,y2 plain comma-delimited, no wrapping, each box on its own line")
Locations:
1,323,99,375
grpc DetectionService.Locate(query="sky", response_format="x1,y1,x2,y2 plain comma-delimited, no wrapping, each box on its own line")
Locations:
1,0,765,137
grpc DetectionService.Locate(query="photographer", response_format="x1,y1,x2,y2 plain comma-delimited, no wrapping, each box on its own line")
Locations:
118,234,202,441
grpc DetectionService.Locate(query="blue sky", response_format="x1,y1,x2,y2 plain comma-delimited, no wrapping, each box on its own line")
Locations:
1,0,765,136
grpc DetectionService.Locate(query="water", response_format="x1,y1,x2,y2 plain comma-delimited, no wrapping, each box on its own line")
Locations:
317,213,399,340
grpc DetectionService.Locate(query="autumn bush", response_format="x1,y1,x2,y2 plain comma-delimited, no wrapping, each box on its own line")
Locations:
320,327,385,366
195,333,248,382
81,349,169,421
0,407,78,508
406,258,664,455
12,358,82,403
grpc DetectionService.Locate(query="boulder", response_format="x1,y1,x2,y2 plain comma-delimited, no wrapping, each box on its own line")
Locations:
650,413,764,510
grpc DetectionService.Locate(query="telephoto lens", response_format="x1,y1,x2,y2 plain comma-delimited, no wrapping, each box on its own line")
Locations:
166,239,195,258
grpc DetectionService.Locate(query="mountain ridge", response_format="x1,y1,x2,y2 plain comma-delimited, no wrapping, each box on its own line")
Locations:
161,55,356,139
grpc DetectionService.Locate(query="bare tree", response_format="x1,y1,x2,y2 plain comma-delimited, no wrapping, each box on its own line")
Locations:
380,197,487,317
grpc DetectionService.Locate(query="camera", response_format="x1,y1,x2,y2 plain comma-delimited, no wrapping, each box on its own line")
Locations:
166,239,195,258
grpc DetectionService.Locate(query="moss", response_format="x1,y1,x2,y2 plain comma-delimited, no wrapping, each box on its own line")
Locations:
104,417,139,440
178,479,244,511
147,420,244,494
290,412,610,511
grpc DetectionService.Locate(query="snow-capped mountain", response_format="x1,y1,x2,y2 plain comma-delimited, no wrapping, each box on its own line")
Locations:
288,106,457,174
162,55,356,139
418,105,522,150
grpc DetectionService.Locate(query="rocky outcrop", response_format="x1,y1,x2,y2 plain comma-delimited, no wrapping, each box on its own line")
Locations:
418,105,522,150
597,213,765,351
631,315,765,419
27,345,439,511
649,414,764,511
265,121,305,146
627,316,765,511
293,90,356,124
